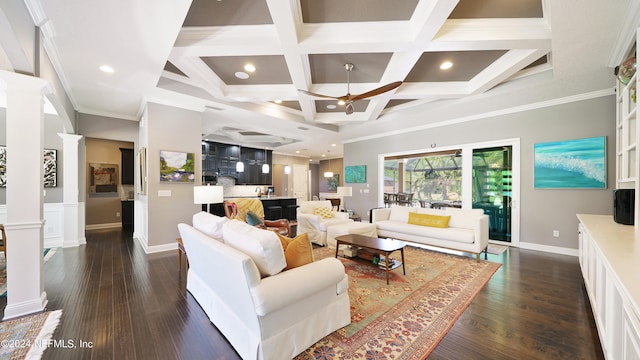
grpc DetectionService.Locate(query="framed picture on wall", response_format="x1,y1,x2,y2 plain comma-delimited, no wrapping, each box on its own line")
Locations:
345,165,366,183
0,146,58,188
159,150,195,183
534,136,606,189
89,163,119,196
137,147,147,194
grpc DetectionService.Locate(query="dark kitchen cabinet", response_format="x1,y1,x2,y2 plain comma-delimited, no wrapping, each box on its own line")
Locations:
202,141,272,185
120,148,134,185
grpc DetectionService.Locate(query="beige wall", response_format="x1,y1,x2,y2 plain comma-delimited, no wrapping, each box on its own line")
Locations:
85,137,133,226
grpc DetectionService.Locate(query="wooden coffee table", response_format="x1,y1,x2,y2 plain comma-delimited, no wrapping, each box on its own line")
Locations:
335,234,406,284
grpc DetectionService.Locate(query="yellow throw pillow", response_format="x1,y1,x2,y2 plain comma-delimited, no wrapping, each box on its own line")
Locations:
277,233,315,270
313,207,334,219
408,212,451,228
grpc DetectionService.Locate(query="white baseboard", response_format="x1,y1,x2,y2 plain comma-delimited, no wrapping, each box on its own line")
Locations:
519,242,578,257
85,222,121,230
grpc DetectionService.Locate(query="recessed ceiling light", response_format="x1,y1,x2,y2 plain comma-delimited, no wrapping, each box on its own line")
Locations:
337,100,346,106
244,64,256,72
440,61,453,70
326,104,337,109
274,100,282,104
321,154,326,157
235,71,249,79
296,150,300,153
331,144,336,147
99,65,114,73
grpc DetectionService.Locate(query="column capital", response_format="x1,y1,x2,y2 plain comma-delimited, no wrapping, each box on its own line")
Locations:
57,133,83,144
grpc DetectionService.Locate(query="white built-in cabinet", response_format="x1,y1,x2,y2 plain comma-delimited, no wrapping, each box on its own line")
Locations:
615,28,639,226
578,215,640,360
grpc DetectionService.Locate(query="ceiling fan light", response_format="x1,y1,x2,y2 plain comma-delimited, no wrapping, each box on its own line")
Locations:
346,103,354,115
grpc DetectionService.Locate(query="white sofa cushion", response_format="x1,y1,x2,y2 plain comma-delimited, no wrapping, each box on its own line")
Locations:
388,205,414,222
445,208,485,229
376,220,475,244
222,220,286,277
192,211,228,240
299,200,333,214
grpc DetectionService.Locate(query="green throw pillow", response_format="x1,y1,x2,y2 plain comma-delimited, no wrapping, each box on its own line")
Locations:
246,211,264,226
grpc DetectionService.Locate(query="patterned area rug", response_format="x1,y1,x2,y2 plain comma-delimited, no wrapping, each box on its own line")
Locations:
295,245,501,359
0,310,62,359
0,248,57,297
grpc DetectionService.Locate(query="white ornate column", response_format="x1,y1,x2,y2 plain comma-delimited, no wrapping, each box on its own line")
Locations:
58,133,85,247
1,70,49,319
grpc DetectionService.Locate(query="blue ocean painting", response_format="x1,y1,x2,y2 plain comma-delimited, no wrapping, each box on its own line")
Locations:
534,136,606,189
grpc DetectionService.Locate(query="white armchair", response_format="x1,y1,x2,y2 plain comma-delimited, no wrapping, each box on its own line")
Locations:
297,200,353,246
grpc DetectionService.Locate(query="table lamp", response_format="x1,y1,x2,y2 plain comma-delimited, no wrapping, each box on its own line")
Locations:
194,185,224,213
337,186,352,211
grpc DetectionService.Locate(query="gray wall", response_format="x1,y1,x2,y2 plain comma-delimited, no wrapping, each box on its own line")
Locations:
146,103,201,247
344,95,616,250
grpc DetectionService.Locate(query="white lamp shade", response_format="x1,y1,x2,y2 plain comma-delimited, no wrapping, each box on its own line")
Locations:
262,164,269,173
337,186,352,197
194,185,224,204
236,161,244,172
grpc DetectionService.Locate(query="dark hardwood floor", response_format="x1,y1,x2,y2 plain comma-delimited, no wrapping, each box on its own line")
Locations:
1,229,604,359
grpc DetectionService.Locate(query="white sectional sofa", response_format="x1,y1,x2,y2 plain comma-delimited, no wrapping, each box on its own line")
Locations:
371,205,489,261
178,212,350,360
297,200,353,246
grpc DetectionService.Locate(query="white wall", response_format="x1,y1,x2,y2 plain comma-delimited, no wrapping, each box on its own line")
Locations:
344,95,616,252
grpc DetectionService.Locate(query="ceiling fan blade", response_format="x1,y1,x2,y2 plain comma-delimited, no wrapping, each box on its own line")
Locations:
348,81,403,101
298,89,341,100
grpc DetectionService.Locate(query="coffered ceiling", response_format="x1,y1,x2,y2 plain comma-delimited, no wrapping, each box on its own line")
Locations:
10,0,630,159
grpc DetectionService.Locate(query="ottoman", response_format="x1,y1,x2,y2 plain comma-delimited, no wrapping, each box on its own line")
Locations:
326,222,378,248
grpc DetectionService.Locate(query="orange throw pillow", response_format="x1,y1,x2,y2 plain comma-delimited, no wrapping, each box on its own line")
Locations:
277,233,315,270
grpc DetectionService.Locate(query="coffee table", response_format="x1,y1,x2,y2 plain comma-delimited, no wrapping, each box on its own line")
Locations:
335,234,406,284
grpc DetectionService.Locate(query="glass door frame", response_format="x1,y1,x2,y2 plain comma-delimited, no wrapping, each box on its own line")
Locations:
377,138,520,247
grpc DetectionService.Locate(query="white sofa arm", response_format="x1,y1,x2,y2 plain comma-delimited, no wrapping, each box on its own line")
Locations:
297,213,322,230
476,215,490,251
250,258,347,316
371,208,391,222
333,211,349,219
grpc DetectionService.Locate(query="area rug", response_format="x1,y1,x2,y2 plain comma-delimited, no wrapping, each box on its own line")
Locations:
295,246,501,359
0,309,62,359
486,243,509,255
0,248,57,297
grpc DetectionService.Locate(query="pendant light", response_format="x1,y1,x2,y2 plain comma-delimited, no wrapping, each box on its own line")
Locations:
324,158,334,178
236,145,244,172
284,165,291,174
262,148,270,173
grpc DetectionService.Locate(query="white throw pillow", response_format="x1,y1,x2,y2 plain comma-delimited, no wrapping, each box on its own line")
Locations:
389,205,413,222
192,211,228,240
222,219,286,277
445,208,484,229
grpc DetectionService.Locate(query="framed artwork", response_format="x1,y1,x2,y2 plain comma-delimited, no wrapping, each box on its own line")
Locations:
0,147,57,187
345,165,366,183
327,174,339,191
534,136,606,189
160,150,195,183
137,147,147,194
89,163,118,196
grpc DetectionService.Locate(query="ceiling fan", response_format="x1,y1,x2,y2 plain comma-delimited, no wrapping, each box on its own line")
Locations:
299,63,402,115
